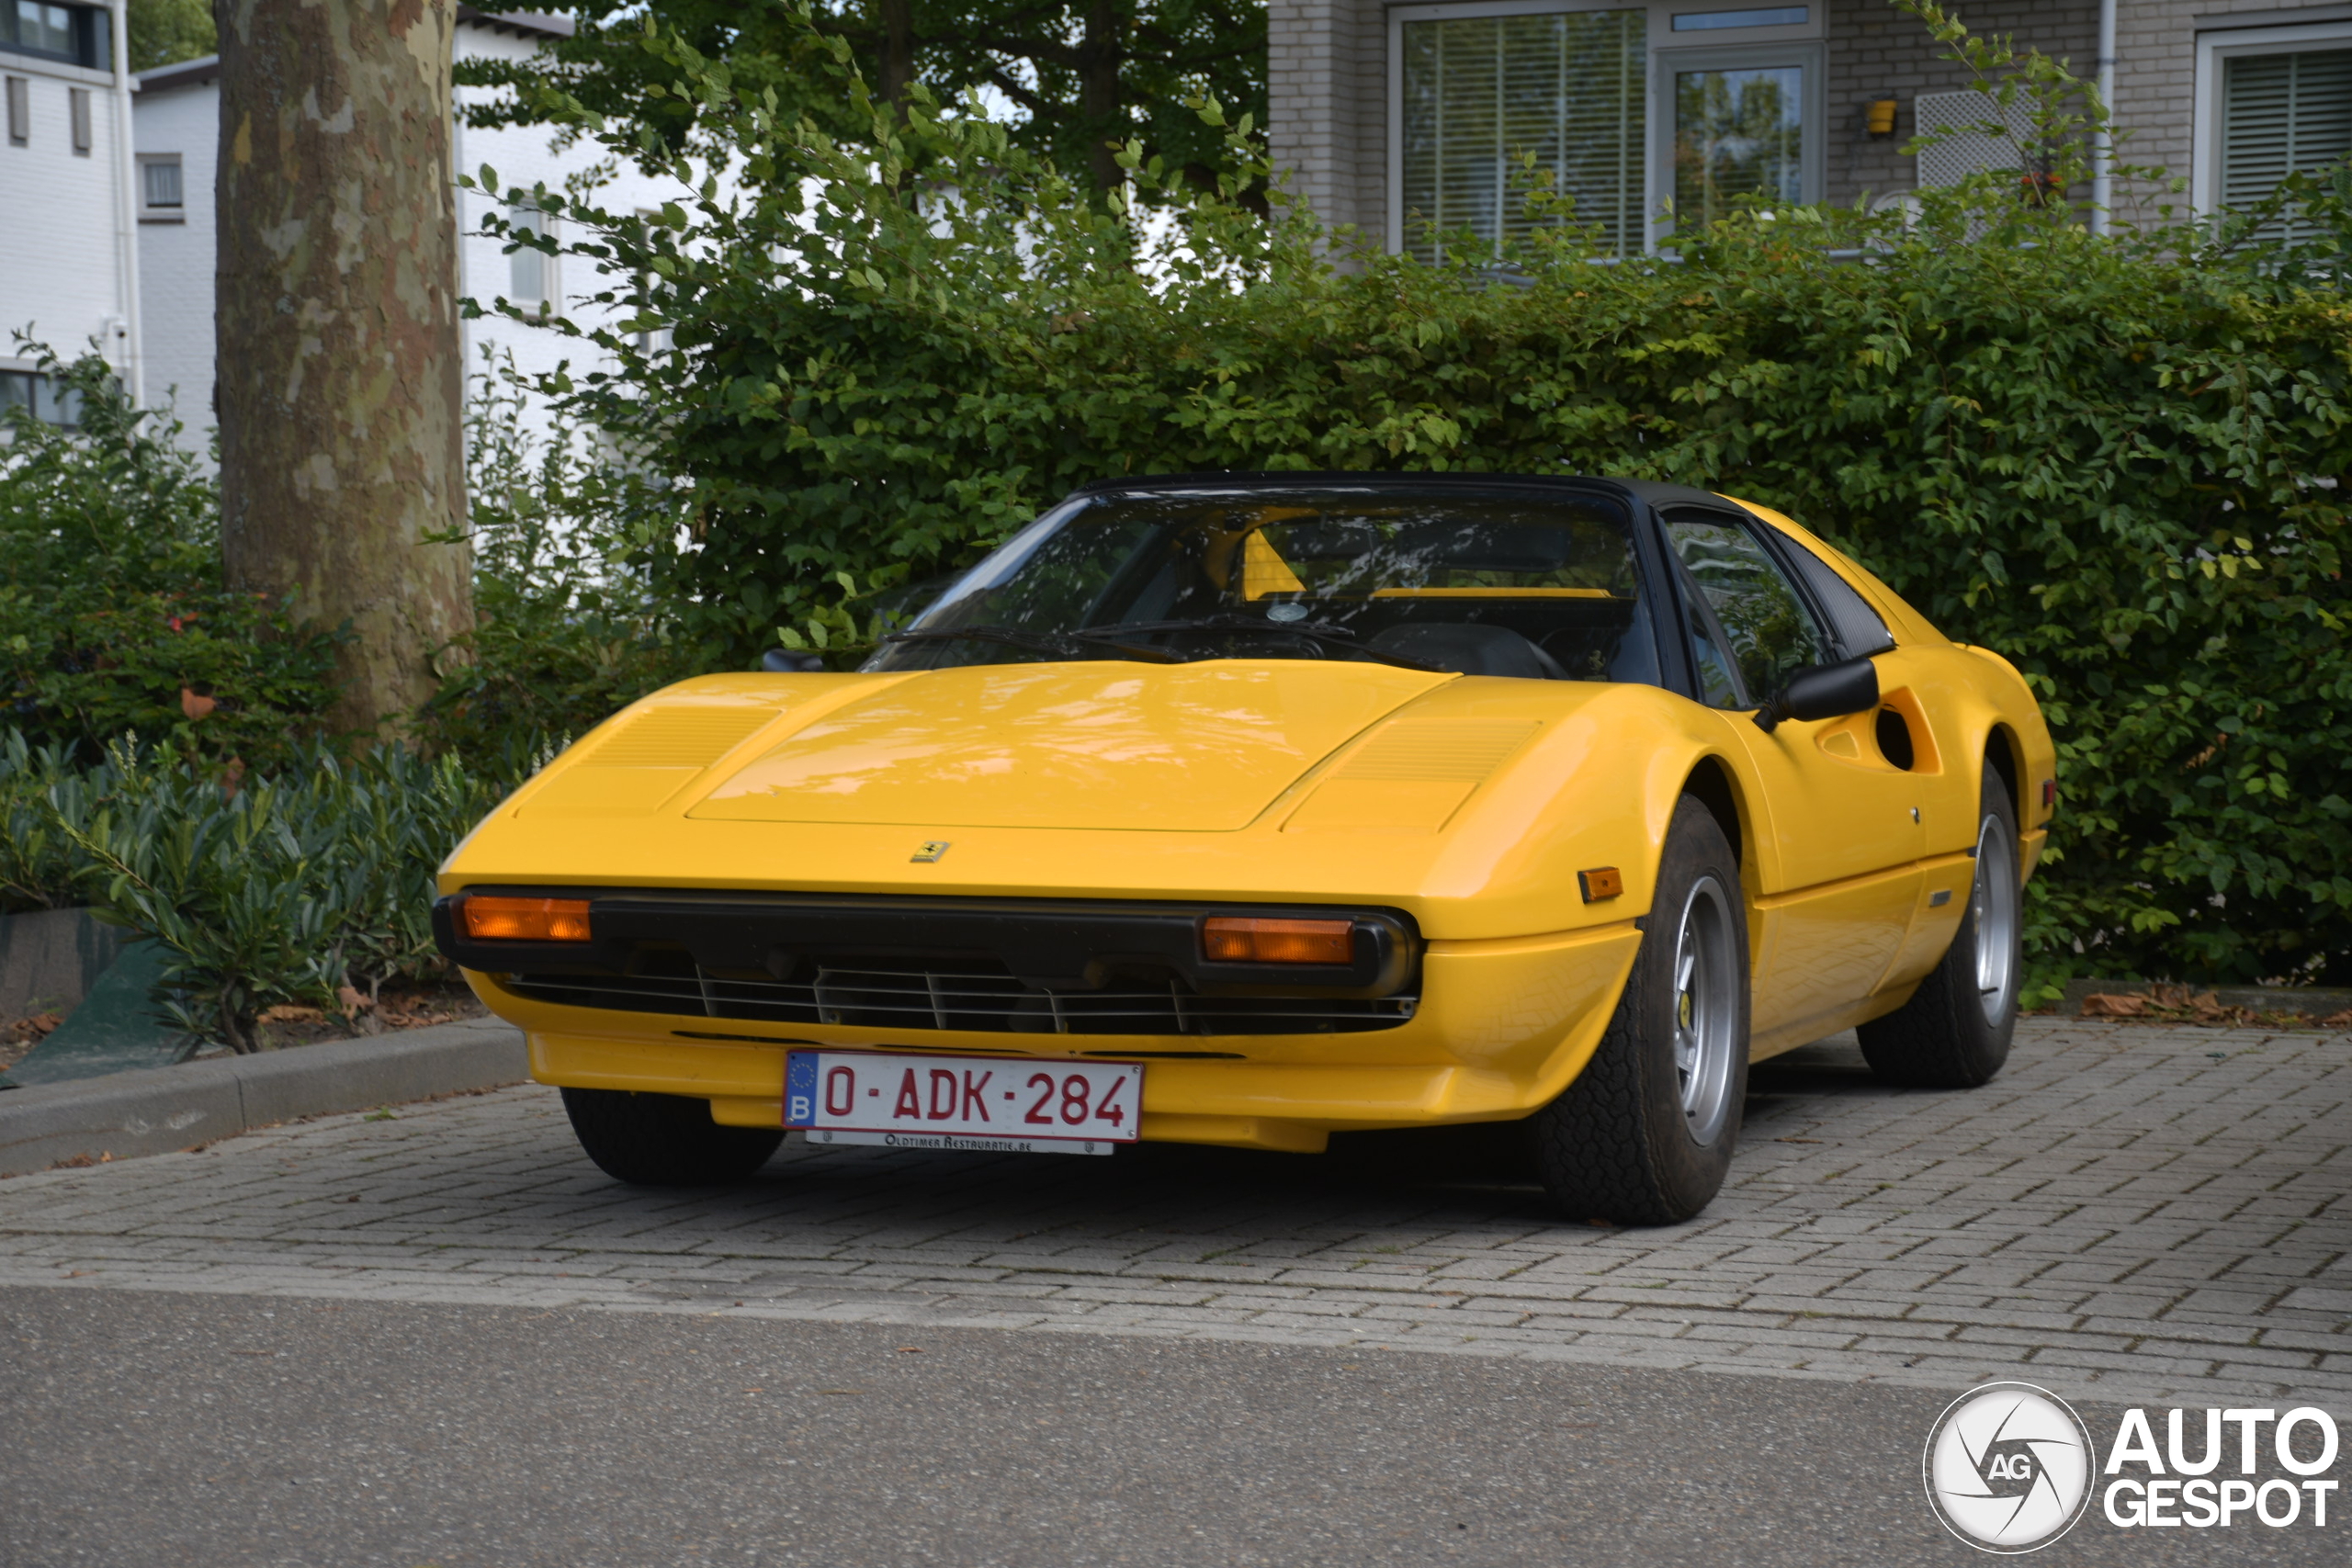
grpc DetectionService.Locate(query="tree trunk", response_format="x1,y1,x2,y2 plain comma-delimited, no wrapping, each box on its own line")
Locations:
876,0,914,118
216,0,472,743
1079,0,1124,193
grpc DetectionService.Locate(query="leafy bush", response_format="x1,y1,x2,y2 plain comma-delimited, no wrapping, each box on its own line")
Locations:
479,6,2350,989
0,344,345,771
6,733,506,1049
0,731,92,912
413,351,689,766
0,349,651,1050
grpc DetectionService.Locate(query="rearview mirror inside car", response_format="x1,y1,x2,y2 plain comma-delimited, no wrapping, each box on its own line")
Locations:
1753,656,1881,733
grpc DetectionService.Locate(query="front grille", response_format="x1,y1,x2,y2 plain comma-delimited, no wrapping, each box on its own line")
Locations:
503,951,1417,1036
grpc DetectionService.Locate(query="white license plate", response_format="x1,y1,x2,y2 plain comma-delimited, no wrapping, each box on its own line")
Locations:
785,1050,1142,1156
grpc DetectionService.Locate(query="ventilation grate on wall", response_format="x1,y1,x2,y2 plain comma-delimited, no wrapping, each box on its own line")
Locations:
1913,90,2037,190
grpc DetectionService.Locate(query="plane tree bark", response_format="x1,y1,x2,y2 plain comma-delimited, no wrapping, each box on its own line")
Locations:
216,0,472,742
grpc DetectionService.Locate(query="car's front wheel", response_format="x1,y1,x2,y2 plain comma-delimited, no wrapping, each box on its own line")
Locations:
1530,795,1750,1224
1857,758,2021,1088
560,1088,785,1186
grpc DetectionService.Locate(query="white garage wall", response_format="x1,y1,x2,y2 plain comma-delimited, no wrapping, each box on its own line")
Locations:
129,57,212,431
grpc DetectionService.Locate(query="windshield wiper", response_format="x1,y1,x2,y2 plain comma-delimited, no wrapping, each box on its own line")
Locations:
881,625,1185,664
1091,615,1448,674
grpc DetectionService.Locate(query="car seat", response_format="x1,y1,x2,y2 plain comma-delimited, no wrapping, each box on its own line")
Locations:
1364,623,1567,679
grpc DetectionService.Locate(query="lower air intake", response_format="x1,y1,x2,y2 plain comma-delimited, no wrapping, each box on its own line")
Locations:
503,952,1416,1036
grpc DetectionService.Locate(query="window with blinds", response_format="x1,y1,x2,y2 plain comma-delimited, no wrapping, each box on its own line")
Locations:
140,154,183,216
1399,9,1646,260
2221,47,2352,240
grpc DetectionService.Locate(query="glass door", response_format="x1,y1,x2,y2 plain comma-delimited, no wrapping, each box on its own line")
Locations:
1653,45,1824,246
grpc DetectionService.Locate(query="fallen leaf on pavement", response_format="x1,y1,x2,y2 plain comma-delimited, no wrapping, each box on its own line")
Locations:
6,1012,62,1044
2080,993,2148,1018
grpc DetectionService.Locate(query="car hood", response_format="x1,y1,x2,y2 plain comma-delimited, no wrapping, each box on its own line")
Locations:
685,660,1454,831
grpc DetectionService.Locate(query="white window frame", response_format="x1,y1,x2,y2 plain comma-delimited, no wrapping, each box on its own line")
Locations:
1385,0,1825,254
508,200,556,312
136,151,183,220
2191,20,2352,217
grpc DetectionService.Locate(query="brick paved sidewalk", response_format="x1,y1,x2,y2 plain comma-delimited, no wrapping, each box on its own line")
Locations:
0,1020,2344,1406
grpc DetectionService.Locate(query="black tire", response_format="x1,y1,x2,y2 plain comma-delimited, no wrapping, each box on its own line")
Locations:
1531,795,1750,1225
1857,759,2021,1089
560,1087,785,1185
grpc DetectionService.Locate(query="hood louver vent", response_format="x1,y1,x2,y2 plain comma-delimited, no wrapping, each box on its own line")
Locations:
1333,720,1540,784
1282,718,1541,834
583,707,779,769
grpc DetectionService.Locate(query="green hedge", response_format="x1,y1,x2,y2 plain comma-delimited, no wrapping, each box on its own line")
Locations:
475,9,2350,991
411,352,694,764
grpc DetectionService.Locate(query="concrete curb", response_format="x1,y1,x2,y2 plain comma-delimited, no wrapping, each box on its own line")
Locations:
0,1017,528,1177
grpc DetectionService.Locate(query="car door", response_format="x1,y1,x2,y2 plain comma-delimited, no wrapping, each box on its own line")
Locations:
1656,506,1926,1053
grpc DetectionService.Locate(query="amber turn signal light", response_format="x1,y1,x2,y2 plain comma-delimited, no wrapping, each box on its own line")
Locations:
462,897,592,942
1578,867,1623,903
1202,917,1353,965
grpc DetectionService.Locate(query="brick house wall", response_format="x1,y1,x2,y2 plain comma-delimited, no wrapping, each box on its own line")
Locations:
1826,0,2098,209
1269,0,2352,247
2111,1,2352,213
1266,0,1387,240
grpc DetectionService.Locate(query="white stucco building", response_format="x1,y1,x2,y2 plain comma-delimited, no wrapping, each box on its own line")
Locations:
131,7,697,448
0,0,140,423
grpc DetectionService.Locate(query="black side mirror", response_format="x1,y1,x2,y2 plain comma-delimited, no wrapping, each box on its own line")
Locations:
1754,656,1880,733
760,649,827,673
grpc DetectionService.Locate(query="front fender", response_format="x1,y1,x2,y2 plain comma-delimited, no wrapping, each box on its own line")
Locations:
1359,678,1759,941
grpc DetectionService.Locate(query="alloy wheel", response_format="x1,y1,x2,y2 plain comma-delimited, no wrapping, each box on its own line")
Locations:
1671,874,1738,1145
1971,812,2020,1028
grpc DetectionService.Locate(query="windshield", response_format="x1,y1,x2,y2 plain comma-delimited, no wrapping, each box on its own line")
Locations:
865,487,1662,683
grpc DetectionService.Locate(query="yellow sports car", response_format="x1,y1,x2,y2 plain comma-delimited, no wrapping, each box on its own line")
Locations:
435,475,2054,1223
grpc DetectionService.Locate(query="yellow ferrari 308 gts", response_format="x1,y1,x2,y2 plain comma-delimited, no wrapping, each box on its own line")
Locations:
435,475,2054,1223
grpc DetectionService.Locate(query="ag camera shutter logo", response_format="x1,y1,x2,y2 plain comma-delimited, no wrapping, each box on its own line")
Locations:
1923,1382,2094,1552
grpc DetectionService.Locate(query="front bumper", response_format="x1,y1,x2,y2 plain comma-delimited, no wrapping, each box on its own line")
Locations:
458,919,1641,1154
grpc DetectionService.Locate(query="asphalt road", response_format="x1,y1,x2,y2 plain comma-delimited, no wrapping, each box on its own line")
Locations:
0,1286,2335,1568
